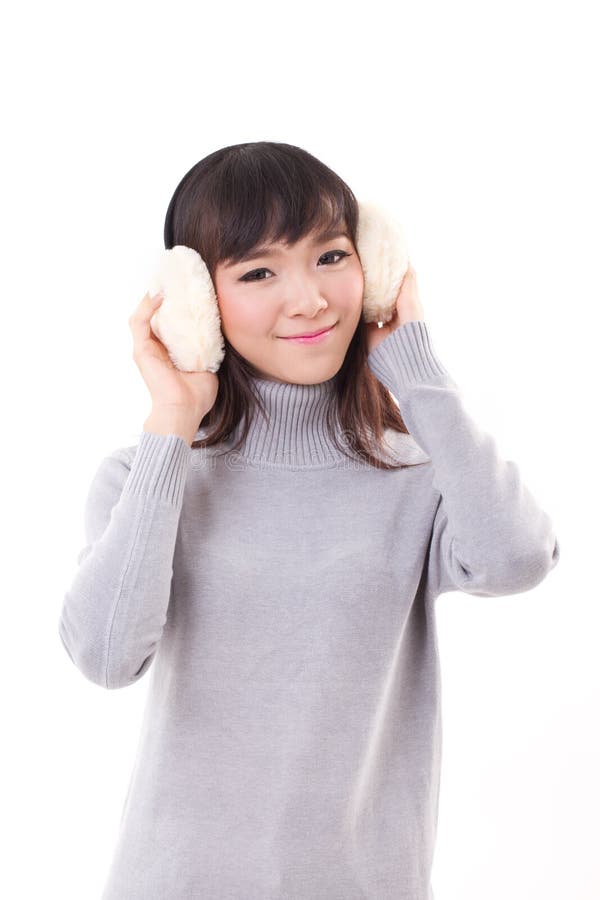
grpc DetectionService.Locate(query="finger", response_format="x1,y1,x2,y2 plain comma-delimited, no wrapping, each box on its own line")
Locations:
129,291,162,318
129,292,164,343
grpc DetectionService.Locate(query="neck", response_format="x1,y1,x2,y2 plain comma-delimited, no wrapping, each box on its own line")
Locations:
225,372,353,468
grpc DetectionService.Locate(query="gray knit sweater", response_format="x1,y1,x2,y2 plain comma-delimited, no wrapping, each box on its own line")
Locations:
58,320,560,900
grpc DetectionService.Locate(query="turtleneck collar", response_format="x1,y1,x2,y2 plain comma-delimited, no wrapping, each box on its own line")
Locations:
223,373,354,468
193,372,428,470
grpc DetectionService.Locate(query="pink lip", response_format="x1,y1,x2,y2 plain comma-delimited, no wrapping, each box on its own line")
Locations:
279,323,337,344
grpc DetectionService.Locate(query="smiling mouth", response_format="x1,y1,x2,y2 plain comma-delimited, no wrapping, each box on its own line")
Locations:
279,323,337,339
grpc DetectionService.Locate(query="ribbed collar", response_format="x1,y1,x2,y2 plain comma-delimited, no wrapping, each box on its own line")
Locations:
193,360,430,470
224,373,353,468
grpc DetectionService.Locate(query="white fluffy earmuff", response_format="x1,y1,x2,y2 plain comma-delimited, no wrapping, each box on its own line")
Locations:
146,199,410,373
356,200,410,326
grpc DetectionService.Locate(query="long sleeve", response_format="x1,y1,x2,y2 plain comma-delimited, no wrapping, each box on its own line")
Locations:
58,430,192,689
367,320,560,598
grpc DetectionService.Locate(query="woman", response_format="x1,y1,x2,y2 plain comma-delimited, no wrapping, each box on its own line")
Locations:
58,141,560,900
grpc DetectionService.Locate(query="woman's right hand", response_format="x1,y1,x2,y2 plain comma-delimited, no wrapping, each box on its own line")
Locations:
129,292,220,419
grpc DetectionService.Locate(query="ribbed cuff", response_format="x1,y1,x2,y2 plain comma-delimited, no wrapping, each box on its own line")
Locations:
121,431,192,506
367,320,454,396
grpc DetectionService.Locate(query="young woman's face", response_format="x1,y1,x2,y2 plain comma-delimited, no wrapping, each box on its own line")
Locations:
213,226,364,384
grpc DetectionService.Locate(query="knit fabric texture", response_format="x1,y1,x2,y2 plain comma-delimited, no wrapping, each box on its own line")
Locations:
58,320,560,899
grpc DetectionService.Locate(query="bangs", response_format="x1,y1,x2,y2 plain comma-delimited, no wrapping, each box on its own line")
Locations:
163,142,358,280
215,176,352,268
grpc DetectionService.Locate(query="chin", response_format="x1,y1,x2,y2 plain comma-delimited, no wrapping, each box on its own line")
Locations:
280,358,343,385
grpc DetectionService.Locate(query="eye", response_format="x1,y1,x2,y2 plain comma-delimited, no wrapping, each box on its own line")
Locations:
319,250,351,266
239,268,272,283
239,250,352,283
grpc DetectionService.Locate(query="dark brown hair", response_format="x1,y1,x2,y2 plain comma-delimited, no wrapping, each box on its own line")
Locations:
163,141,412,469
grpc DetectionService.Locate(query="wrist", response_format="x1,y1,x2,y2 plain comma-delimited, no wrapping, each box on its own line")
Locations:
143,406,201,447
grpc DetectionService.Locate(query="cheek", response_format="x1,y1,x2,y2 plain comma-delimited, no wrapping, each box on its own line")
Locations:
337,267,364,312
219,298,270,339
338,258,364,295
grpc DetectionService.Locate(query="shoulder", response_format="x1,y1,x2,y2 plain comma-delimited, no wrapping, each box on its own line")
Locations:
101,442,138,470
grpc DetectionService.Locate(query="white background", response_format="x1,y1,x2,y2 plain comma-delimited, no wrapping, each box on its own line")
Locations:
2,0,597,897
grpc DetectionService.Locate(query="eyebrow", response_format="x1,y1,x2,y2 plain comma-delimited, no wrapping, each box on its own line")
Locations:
224,227,351,268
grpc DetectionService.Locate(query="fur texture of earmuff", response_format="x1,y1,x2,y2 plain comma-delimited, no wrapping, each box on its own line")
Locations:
147,246,225,373
356,199,410,325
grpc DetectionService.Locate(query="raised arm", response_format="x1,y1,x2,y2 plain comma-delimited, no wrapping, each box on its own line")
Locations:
58,430,192,688
367,320,560,597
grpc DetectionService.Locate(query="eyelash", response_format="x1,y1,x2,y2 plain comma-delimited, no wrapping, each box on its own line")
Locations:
239,250,352,283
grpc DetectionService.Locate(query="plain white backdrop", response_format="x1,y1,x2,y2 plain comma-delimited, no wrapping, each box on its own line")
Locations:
2,0,597,897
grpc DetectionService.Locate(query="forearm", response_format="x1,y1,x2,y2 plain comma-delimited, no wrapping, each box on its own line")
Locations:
367,320,560,596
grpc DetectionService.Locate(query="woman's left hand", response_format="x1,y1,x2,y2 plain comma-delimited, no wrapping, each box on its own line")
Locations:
365,263,425,355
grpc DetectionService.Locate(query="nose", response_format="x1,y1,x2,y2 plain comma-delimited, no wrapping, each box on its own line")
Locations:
284,285,329,319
